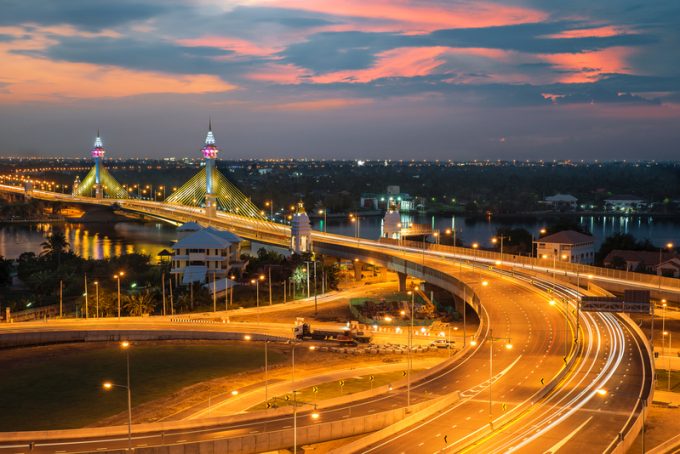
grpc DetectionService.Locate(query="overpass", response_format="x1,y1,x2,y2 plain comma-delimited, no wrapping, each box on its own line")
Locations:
0,128,665,452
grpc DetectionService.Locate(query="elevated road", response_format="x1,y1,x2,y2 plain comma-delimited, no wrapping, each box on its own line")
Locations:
0,185,655,453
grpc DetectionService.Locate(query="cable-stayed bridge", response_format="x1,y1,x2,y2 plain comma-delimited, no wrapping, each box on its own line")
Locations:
0,125,672,453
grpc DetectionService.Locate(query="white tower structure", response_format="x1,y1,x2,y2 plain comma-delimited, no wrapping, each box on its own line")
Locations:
383,201,402,239
291,201,312,254
201,119,219,218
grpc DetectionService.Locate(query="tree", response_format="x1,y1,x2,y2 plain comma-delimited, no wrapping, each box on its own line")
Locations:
0,257,13,287
40,229,69,267
124,290,156,316
494,227,533,255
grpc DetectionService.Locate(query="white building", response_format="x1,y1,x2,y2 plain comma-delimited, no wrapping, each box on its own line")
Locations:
291,201,312,254
171,224,246,285
657,258,680,278
605,195,646,213
536,230,595,264
543,194,578,211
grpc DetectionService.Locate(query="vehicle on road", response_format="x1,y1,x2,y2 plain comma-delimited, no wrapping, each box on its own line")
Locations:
293,318,372,343
430,339,454,348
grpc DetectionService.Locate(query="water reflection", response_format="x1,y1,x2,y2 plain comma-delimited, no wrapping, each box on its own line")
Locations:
317,214,680,248
0,222,176,260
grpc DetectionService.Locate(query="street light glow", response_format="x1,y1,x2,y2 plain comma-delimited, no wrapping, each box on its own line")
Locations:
102,382,113,390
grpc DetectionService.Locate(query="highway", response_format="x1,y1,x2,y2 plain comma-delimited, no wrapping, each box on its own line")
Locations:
0,184,654,453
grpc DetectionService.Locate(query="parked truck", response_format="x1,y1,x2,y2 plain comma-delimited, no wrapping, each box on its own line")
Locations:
293,318,372,344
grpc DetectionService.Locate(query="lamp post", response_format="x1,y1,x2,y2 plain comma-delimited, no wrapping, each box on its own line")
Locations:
251,274,265,320
664,330,672,392
549,299,569,358
102,341,133,452
491,235,510,257
350,213,360,241
318,209,327,233
406,285,419,407
114,272,125,319
662,299,668,355
471,330,512,428
94,281,99,318
265,200,273,219
472,243,479,279
658,242,674,291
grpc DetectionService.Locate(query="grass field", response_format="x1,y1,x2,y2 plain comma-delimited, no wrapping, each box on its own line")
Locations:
656,369,680,392
248,369,421,411
0,342,284,431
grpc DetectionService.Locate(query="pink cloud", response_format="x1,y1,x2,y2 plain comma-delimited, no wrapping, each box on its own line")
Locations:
310,46,449,84
541,25,631,39
246,63,311,84
540,47,635,83
259,0,547,32
177,36,280,57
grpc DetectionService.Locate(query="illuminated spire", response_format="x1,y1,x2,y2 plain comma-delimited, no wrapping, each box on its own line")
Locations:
202,120,219,158
91,130,105,158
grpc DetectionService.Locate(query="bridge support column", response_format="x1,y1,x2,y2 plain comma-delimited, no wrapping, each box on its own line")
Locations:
397,272,407,292
94,183,103,199
353,260,363,281
205,193,217,218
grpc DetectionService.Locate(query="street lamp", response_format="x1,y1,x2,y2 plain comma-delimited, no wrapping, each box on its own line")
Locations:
659,243,673,293
250,274,265,320
350,213,361,241
472,243,479,279
264,200,273,219
491,235,510,256
318,209,327,233
486,329,512,428
406,284,419,407
102,341,133,452
94,281,99,318
662,299,668,355
113,272,125,319
664,330,672,392
244,335,269,404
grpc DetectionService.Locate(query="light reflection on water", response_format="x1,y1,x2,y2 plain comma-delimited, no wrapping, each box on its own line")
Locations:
1,214,678,260
318,214,680,249
0,222,176,260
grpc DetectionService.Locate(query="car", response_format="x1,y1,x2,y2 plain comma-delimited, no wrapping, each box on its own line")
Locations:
430,339,455,348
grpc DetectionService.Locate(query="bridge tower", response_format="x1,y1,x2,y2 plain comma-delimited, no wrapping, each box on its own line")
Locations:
91,131,106,199
202,119,219,218
291,201,312,254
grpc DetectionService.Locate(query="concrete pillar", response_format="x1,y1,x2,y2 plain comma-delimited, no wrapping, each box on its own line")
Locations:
205,193,217,218
397,272,407,292
454,295,465,314
353,260,363,281
95,183,103,199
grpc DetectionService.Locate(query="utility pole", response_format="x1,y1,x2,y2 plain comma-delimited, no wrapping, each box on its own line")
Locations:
59,280,63,318
313,260,318,315
84,274,88,319
161,272,166,316
168,278,174,316
268,266,272,305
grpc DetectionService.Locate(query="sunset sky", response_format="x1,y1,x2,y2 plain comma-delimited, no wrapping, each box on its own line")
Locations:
1,0,679,159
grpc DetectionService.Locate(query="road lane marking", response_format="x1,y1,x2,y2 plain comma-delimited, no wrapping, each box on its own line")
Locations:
541,416,592,453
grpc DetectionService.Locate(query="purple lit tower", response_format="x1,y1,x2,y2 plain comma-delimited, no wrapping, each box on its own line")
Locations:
202,119,219,217
91,130,106,199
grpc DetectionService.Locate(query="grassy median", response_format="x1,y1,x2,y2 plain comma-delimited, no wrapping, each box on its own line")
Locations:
0,341,284,431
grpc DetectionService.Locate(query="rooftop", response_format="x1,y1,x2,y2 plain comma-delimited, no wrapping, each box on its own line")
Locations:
539,230,594,244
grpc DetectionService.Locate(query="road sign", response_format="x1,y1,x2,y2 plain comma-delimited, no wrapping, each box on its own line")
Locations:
369,375,375,382
339,380,345,387
581,290,650,314
312,386,319,393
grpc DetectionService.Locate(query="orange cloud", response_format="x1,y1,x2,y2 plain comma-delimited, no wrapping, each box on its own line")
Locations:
542,25,631,39
540,47,635,83
246,63,311,84
0,48,234,103
265,97,373,111
260,0,546,32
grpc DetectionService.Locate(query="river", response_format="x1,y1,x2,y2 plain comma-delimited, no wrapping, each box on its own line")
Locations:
0,215,678,260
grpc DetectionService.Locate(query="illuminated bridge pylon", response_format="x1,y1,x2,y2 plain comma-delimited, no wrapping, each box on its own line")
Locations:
165,122,269,223
72,132,129,199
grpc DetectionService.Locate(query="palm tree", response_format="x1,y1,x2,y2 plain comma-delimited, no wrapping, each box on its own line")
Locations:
40,230,69,266
124,290,156,316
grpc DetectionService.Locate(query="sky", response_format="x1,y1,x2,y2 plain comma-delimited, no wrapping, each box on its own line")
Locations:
0,0,679,160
